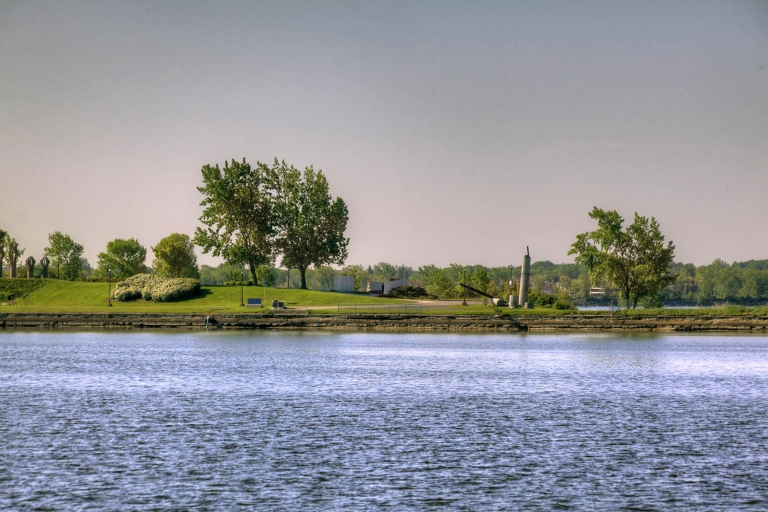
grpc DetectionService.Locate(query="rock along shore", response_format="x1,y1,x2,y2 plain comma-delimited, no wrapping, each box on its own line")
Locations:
1,312,767,332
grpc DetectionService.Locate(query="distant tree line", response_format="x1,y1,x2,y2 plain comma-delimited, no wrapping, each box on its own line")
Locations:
198,258,768,307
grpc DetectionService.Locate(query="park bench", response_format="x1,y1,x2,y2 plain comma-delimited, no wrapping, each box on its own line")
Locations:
246,298,262,308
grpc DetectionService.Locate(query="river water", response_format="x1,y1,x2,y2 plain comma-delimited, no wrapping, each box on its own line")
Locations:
1,331,767,510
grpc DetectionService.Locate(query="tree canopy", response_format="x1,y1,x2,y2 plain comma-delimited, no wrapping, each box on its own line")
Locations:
273,161,349,289
568,207,676,308
44,232,82,280
194,159,276,285
194,158,349,289
152,233,200,278
96,238,147,278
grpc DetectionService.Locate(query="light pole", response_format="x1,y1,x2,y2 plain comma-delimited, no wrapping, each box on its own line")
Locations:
240,268,245,307
107,269,113,307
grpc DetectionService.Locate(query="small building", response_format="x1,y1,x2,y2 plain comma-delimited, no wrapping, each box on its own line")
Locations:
333,275,355,293
383,278,408,294
367,281,383,293
590,287,605,296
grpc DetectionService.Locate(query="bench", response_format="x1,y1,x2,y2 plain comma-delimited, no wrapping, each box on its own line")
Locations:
246,298,262,308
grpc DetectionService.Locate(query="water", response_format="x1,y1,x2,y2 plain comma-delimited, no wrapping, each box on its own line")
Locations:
1,331,767,510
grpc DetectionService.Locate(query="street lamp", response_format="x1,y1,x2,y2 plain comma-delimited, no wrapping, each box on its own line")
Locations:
240,268,245,307
107,269,113,307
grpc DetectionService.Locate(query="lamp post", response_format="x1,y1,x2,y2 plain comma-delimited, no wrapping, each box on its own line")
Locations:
240,268,245,307
107,269,113,307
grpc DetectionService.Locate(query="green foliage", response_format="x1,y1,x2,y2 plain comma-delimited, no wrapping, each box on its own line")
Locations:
385,286,433,299
0,278,45,302
152,233,199,278
44,232,82,281
569,207,676,308
272,160,349,289
96,238,147,278
111,274,201,302
419,266,458,299
195,158,275,284
341,265,370,292
194,158,349,290
253,265,276,287
314,266,336,291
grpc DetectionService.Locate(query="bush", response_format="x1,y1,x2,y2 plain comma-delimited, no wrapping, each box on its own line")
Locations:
529,289,577,310
111,274,200,302
385,286,434,299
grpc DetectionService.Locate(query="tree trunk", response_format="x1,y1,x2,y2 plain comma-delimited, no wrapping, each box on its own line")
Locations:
299,267,308,289
248,260,258,286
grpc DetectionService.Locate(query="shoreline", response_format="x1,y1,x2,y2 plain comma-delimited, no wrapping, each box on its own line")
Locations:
1,312,768,332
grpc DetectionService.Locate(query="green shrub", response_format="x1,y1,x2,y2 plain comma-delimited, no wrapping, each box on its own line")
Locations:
385,286,434,299
111,274,200,302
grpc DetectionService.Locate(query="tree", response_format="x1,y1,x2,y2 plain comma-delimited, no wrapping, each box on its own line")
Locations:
315,266,337,291
273,161,349,289
568,207,676,308
253,264,276,287
195,158,276,285
6,237,23,278
341,264,370,292
0,229,6,278
44,232,82,281
152,233,200,278
96,238,147,278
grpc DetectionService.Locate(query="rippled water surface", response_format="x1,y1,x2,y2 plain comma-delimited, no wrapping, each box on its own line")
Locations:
1,331,768,510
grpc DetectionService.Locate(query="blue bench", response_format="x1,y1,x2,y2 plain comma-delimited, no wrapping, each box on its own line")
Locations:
246,298,262,307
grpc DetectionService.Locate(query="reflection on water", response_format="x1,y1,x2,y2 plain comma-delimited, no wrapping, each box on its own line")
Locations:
1,331,767,509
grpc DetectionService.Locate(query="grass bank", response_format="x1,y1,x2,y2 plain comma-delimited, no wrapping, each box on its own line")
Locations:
1,280,766,318
1,280,407,314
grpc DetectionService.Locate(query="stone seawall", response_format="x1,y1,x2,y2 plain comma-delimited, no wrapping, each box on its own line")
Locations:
1,312,767,332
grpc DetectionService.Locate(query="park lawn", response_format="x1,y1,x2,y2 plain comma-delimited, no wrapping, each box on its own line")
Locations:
3,280,766,317
3,280,411,314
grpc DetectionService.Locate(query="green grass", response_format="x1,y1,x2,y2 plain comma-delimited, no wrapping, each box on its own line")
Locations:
1,280,766,317
0,280,410,313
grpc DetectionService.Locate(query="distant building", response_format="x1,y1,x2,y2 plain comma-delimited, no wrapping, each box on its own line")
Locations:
366,278,408,294
333,275,355,293
590,287,605,296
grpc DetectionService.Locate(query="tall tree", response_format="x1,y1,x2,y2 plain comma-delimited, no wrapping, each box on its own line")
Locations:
96,238,148,278
0,229,7,278
195,158,275,285
44,232,82,280
273,161,349,289
152,233,200,278
6,237,24,278
568,207,676,308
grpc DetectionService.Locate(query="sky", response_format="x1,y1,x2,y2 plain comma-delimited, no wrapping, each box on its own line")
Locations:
1,0,767,270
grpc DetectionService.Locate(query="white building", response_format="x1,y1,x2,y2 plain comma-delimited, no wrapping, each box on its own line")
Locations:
333,275,355,293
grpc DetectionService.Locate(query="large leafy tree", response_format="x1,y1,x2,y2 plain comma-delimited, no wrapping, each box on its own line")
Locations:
44,232,82,280
96,238,147,278
273,161,349,289
152,233,199,278
194,159,275,285
568,207,676,308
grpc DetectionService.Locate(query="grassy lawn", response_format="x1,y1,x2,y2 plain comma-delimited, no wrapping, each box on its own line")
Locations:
1,280,766,317
1,280,410,314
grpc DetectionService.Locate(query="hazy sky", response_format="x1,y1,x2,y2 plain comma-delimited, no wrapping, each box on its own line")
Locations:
2,0,767,269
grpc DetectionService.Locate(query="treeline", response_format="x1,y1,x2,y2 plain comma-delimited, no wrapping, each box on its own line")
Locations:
199,259,768,305
0,229,201,282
